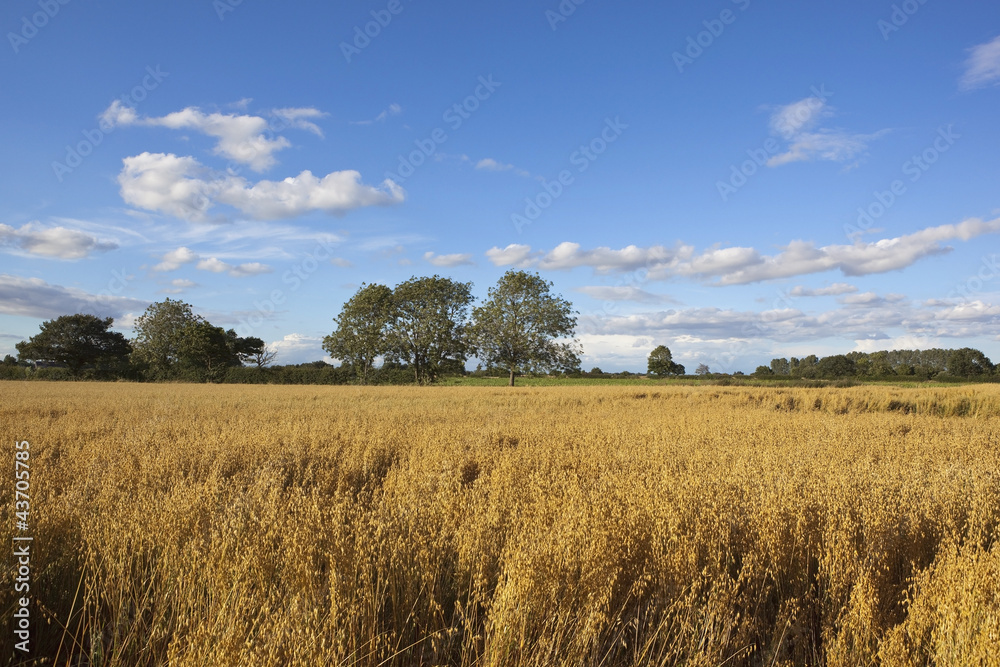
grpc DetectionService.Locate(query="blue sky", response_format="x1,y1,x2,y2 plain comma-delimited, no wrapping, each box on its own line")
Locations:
2,0,999,372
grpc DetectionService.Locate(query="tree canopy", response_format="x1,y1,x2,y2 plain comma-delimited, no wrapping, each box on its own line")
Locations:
385,276,475,384
469,270,580,386
322,283,394,384
647,345,685,377
15,314,131,375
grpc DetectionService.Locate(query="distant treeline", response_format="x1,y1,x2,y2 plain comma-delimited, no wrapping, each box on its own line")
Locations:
752,348,996,381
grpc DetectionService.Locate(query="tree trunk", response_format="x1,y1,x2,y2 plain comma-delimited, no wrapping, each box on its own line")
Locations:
509,368,515,387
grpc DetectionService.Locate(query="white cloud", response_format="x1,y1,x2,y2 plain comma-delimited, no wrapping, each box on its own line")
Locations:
501,217,1000,286
0,274,148,320
118,152,404,222
485,244,541,268
0,222,118,259
156,247,271,277
539,242,685,273
576,286,678,304
196,257,230,273
154,247,198,272
475,158,533,178
268,333,324,364
350,103,403,125
839,292,906,307
423,251,474,267
196,257,272,277
766,97,886,167
961,35,1000,90
788,283,858,297
229,262,272,277
769,97,829,139
270,107,325,136
103,104,327,172
330,257,353,268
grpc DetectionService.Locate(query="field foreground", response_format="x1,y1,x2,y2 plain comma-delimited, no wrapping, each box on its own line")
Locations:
2,382,999,666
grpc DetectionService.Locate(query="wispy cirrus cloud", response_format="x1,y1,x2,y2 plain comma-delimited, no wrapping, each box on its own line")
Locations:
350,103,402,125
766,97,887,167
960,34,1000,90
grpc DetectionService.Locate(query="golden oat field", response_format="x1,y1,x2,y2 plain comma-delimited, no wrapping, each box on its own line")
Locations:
2,381,1000,666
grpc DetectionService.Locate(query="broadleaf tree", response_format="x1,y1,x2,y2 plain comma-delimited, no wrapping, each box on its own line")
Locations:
647,345,684,377
16,314,131,375
386,276,474,384
469,270,581,386
322,283,394,384
131,299,203,379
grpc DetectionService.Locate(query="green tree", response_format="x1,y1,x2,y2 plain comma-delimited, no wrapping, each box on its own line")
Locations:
769,358,790,375
469,270,580,386
131,299,203,379
323,283,394,384
754,365,774,376
647,345,684,377
177,322,239,381
15,314,131,376
387,276,475,384
816,354,856,378
225,331,270,368
947,348,994,378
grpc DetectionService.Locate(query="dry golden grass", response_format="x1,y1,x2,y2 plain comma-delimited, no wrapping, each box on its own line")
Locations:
2,382,999,666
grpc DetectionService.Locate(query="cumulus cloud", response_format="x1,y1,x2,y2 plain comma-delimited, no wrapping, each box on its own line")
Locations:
0,274,148,320
496,217,1000,286
538,242,685,273
485,244,541,268
268,333,325,364
423,251,474,267
155,246,272,277
961,35,1000,90
118,152,404,222
766,97,887,167
154,247,198,272
839,292,906,307
102,104,327,171
0,222,118,259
